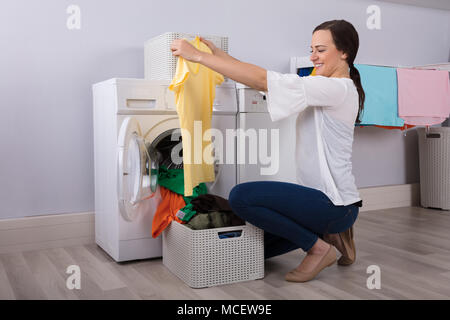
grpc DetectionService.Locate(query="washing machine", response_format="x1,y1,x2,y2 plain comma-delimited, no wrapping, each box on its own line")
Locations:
92,78,238,262
236,83,297,184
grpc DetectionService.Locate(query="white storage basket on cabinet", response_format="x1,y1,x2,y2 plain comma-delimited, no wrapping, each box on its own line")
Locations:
418,127,450,210
162,221,264,288
144,32,229,81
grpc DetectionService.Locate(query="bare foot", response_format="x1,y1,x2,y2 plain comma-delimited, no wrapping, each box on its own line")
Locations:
295,239,331,273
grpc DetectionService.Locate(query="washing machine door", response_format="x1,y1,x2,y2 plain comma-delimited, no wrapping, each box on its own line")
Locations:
117,117,158,222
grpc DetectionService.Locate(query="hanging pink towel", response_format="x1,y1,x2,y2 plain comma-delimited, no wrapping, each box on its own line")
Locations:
397,68,450,125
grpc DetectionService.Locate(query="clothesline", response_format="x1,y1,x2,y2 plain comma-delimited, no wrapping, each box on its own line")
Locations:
291,56,450,73
401,124,430,136
352,62,450,72
354,64,450,135
358,124,430,136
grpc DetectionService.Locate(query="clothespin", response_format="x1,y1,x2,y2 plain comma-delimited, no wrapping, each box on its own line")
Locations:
403,124,413,136
402,124,418,137
425,125,430,134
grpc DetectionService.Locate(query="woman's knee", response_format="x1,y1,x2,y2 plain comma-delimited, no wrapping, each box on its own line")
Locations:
228,183,248,210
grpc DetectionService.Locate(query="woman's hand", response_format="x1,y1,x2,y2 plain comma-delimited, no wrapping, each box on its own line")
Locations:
198,37,220,56
170,39,204,63
170,37,225,63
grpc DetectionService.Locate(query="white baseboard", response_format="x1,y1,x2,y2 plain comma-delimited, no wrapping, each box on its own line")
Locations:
358,183,420,212
0,212,95,254
0,183,420,253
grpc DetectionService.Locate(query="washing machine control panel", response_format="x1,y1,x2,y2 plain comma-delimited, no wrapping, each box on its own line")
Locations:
237,85,268,113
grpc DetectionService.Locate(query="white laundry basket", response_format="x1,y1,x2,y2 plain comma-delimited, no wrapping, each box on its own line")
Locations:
144,32,229,81
162,221,264,288
418,127,450,210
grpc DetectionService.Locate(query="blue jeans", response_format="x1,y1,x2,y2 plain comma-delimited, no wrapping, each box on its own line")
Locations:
228,181,359,259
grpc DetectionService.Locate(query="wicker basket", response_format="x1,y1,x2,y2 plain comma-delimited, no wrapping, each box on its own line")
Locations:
162,221,264,288
418,127,450,210
144,32,229,81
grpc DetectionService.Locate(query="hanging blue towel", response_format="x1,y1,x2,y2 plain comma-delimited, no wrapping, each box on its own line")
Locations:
355,64,404,127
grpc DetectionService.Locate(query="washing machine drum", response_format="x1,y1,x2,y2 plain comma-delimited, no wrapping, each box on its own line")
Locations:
149,130,184,170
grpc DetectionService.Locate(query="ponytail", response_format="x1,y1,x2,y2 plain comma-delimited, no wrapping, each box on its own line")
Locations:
349,64,365,124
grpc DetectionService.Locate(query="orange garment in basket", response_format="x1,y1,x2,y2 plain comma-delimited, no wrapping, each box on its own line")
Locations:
151,187,185,238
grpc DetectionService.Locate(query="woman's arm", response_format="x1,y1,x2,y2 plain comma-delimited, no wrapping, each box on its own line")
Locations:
199,53,267,91
170,38,267,91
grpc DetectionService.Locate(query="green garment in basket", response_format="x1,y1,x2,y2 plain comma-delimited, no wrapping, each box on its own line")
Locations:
157,166,207,220
185,211,232,230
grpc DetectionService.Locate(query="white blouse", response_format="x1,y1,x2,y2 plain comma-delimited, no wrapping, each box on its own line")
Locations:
265,71,362,206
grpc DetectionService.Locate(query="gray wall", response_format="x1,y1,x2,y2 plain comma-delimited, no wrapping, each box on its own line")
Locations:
1,0,449,219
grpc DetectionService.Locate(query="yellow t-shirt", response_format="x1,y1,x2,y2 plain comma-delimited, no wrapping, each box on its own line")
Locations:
169,36,224,196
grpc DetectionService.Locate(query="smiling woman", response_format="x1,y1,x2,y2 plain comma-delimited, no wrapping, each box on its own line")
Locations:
171,19,364,283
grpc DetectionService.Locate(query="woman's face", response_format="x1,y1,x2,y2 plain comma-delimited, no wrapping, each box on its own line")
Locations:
310,29,349,78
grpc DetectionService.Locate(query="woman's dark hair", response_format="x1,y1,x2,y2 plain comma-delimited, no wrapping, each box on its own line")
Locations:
313,20,365,124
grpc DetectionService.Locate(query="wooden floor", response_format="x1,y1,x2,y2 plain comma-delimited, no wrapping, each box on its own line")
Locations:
1,206,450,300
